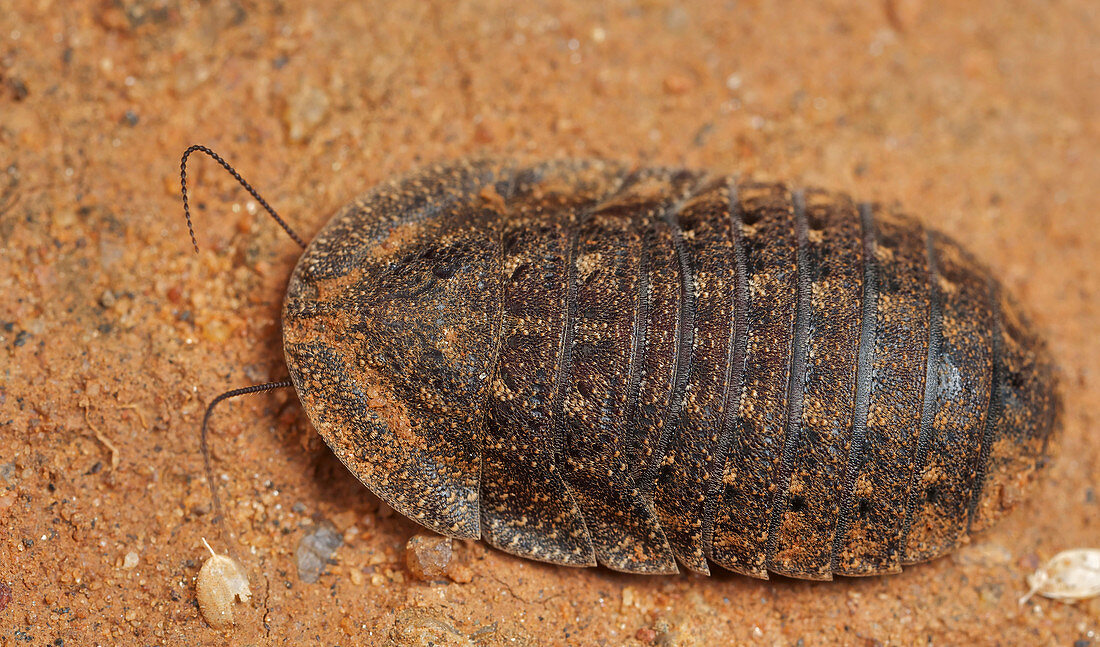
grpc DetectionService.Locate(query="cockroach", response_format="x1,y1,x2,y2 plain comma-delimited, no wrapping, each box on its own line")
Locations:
183,147,1059,579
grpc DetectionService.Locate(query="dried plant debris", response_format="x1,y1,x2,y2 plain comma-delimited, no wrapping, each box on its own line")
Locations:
386,608,474,647
1020,548,1100,604
196,538,252,630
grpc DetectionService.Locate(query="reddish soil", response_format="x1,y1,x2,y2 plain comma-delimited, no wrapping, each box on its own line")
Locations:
1,1,1096,645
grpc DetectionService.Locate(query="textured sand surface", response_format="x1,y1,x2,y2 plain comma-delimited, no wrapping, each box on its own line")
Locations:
1,1,1097,644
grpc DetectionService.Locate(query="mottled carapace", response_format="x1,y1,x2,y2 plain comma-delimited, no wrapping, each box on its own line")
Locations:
188,152,1060,580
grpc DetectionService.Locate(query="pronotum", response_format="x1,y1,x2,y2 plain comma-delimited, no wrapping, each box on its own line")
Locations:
184,147,1060,580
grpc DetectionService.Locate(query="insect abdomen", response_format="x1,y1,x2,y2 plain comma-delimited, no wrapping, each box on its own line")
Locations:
282,159,1059,578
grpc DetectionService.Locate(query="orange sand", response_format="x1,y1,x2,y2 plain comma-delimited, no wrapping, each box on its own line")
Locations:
0,1,1096,644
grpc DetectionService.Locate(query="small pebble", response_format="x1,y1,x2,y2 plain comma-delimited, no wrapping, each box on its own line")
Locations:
405,534,452,581
1021,548,1100,604
652,618,675,644
296,520,343,583
447,563,473,584
621,586,637,613
196,539,251,630
284,84,329,143
122,550,139,569
662,74,692,95
1018,552,1041,571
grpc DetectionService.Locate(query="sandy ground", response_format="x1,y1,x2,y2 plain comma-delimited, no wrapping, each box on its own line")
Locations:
1,1,1097,645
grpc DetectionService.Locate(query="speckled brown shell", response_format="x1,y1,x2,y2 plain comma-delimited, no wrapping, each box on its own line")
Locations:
282,159,1059,579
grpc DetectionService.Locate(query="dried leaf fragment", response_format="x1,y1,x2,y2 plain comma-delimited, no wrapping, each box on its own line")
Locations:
386,607,474,647
1020,548,1100,604
197,538,251,629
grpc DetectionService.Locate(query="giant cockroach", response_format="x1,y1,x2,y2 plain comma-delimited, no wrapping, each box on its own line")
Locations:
184,148,1059,579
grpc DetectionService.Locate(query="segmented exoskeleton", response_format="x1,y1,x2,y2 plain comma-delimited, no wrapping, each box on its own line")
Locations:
185,152,1059,579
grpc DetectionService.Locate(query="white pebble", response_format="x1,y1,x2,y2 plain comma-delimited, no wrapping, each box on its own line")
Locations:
196,538,251,629
1020,548,1100,604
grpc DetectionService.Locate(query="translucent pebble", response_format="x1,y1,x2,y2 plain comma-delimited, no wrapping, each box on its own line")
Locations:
296,521,343,583
405,534,453,581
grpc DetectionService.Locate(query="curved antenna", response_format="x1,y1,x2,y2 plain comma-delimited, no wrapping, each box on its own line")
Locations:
201,381,295,544
180,144,307,251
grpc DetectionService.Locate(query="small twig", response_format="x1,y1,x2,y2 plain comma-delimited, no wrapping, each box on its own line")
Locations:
488,573,532,604
82,403,120,469
115,402,148,430
469,622,499,642
262,572,272,637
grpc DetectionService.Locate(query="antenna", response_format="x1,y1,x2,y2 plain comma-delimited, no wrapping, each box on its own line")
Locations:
200,381,295,550
180,144,307,251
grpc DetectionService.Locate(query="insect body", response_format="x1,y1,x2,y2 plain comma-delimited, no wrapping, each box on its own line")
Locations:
193,153,1059,579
